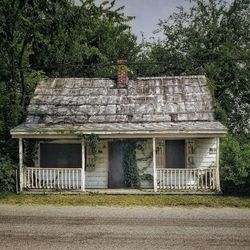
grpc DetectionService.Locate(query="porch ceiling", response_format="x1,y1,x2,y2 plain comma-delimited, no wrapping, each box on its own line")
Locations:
11,121,227,138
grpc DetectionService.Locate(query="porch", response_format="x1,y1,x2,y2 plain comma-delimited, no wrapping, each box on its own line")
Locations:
18,136,220,193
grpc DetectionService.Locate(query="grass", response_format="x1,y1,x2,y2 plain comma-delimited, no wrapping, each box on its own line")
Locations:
0,192,249,208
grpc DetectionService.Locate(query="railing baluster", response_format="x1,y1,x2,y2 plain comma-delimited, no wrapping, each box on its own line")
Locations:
192,170,194,190
213,168,215,190
209,169,211,189
38,169,40,188
185,169,187,189
158,170,160,189
165,169,167,188
58,169,60,189
48,169,50,188
50,169,52,188
170,170,172,189
45,169,48,188
23,169,25,188
35,169,38,188
72,169,75,189
201,169,204,189
181,169,183,189
163,170,165,189
66,169,68,189
69,169,71,189
189,170,191,189
195,170,197,190
193,169,196,189
174,169,176,189
76,169,79,189
31,169,33,188
62,169,65,189
205,170,208,189
161,170,163,189
26,169,28,188
41,169,43,189
198,169,200,189
52,169,55,188
178,169,180,189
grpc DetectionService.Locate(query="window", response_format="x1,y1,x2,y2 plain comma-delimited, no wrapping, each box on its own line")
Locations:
165,140,185,168
40,143,81,168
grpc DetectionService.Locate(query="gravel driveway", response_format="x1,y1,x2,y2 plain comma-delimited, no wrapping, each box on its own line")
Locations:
0,205,249,250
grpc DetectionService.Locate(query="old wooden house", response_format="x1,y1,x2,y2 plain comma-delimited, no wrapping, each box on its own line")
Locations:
11,62,227,193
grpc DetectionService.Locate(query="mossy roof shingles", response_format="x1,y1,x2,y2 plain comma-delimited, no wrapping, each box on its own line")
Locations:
11,75,227,136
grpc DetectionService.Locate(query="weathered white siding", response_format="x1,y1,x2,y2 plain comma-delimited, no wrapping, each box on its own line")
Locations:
186,138,217,169
85,140,108,188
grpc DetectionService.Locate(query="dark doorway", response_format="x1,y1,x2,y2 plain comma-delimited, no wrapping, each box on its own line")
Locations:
40,143,81,168
165,140,185,168
108,141,126,188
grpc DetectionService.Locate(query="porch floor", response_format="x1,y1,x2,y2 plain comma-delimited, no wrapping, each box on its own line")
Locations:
22,188,219,195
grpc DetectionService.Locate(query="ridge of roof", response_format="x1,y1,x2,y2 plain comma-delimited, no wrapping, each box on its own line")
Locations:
43,75,206,81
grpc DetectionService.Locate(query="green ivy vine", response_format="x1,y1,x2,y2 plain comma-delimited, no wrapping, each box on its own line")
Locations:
81,134,100,163
123,139,140,188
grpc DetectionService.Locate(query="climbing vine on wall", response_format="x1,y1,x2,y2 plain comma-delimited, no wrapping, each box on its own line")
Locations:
123,139,140,188
81,134,100,163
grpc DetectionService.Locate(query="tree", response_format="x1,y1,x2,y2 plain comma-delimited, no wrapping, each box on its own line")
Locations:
137,0,250,193
139,0,249,136
0,0,139,191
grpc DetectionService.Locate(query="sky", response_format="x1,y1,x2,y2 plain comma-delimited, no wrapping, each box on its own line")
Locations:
77,0,233,42
113,0,193,41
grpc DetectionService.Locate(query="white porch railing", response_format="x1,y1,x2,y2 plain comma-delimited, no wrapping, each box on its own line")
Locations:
156,168,217,191
24,168,82,190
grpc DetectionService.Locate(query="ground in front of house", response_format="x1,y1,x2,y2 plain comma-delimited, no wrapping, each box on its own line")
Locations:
0,193,250,208
0,205,250,250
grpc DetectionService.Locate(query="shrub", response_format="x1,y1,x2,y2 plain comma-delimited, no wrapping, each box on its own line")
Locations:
0,156,17,192
220,135,250,195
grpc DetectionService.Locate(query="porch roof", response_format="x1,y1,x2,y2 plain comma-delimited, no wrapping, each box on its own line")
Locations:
11,121,227,138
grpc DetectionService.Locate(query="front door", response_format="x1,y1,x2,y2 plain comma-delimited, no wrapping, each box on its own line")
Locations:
108,141,126,188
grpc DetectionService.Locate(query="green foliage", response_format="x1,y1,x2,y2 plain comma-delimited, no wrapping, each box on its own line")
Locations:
82,134,100,163
0,0,139,191
136,0,250,194
137,0,250,137
123,140,140,188
220,135,250,194
0,157,17,192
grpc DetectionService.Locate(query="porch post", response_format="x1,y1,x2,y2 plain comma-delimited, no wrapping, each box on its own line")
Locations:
19,138,23,192
153,137,157,192
216,137,221,192
81,138,85,191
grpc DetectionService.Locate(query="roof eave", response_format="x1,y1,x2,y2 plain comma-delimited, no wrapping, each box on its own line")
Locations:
11,129,228,139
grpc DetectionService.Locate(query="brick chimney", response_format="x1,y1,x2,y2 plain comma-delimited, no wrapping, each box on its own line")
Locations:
117,60,128,87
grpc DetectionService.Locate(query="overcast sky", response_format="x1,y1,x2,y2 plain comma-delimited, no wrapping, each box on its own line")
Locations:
77,1,233,42
114,0,193,41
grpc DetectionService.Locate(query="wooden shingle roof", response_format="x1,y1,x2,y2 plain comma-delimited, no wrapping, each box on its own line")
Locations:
11,75,227,137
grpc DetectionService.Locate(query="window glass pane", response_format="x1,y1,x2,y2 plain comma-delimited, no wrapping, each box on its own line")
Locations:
40,143,81,168
165,140,185,168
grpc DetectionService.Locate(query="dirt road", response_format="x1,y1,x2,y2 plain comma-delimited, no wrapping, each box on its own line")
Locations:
0,205,249,249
